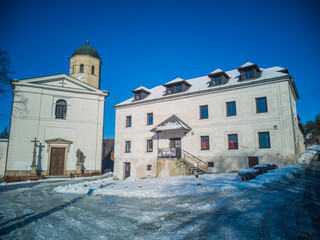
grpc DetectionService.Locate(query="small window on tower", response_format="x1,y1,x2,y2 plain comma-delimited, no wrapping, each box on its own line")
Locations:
91,66,94,75
80,64,84,73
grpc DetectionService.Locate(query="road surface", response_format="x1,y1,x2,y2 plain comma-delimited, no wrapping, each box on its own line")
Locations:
0,157,319,239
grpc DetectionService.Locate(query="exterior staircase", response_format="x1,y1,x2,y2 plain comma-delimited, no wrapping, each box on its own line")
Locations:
178,150,208,174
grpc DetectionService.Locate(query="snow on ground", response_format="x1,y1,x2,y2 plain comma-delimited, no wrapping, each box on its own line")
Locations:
54,145,320,198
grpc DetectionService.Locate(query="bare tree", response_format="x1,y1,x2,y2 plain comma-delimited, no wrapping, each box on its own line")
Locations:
0,48,13,98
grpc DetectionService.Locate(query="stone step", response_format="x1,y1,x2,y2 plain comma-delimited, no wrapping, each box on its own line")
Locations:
43,175,70,179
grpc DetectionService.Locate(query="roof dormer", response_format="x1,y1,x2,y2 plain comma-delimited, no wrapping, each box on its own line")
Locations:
163,78,191,95
208,68,229,86
132,86,150,101
237,62,261,80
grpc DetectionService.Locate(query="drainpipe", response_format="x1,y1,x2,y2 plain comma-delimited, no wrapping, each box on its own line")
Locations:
156,132,160,177
288,80,298,163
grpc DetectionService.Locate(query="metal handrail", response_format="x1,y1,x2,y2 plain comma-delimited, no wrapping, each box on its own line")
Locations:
181,150,207,165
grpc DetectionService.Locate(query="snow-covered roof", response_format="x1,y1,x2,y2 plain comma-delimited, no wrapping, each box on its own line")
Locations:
239,62,255,68
115,65,291,107
151,114,192,132
132,86,150,93
164,78,184,85
210,68,224,75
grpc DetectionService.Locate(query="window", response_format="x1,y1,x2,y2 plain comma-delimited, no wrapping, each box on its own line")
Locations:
214,76,221,85
244,70,253,79
200,105,208,119
126,116,132,127
256,97,268,113
208,162,214,167
147,165,152,170
135,92,142,100
55,99,67,119
259,132,270,148
125,141,131,153
80,64,84,73
226,101,236,116
201,136,210,150
147,113,153,125
147,140,153,152
169,86,174,94
228,134,238,149
168,84,183,94
91,66,94,75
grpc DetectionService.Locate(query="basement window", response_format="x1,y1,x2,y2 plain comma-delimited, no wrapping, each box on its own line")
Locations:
208,162,214,167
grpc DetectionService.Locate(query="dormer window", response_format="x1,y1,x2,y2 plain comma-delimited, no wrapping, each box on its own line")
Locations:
208,69,229,87
238,62,261,81
136,92,142,100
163,78,191,95
214,76,221,85
132,86,151,101
169,86,174,94
244,70,253,79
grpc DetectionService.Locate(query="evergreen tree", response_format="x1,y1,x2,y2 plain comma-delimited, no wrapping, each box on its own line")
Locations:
304,114,320,145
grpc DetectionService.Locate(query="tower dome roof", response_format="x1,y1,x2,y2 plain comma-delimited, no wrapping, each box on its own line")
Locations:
72,40,100,59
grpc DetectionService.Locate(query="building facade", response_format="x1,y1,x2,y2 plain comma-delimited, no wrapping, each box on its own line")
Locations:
113,62,305,180
4,42,109,177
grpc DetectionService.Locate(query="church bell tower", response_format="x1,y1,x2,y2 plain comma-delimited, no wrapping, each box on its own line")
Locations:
69,40,102,89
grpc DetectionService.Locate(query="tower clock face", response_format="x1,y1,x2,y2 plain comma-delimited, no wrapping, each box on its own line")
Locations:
77,75,85,82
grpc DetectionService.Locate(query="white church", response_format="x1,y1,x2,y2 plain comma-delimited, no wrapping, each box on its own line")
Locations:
4,41,109,178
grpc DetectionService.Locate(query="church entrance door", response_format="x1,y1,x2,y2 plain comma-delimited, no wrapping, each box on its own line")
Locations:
50,147,65,175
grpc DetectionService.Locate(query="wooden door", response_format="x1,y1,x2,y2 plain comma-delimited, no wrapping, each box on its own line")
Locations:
248,156,259,168
124,162,131,179
170,138,181,159
50,147,65,175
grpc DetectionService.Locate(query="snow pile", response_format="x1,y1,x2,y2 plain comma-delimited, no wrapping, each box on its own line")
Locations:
53,166,301,198
298,145,320,164
53,145,319,198
238,168,258,175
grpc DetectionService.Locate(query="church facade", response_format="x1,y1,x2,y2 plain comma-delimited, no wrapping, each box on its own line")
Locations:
5,41,109,177
113,62,305,180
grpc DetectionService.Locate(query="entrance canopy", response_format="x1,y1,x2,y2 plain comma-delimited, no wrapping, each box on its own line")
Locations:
151,114,192,133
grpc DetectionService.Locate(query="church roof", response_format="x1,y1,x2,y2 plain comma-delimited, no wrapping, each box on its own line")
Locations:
72,40,100,59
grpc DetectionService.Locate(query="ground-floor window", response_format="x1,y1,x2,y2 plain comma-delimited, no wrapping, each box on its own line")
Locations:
208,162,214,167
147,139,153,152
228,134,238,149
147,164,152,170
258,132,270,148
201,136,210,150
125,141,131,153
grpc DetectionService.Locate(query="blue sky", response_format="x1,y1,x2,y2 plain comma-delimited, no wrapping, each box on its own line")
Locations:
0,0,319,138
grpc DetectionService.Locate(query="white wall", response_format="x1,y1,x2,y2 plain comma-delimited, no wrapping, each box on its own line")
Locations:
114,79,305,180
0,139,8,177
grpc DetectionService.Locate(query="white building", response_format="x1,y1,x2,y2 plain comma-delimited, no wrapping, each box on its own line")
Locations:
0,139,8,178
113,62,305,180
4,41,109,177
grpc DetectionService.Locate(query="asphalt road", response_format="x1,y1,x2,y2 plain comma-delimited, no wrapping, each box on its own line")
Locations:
0,157,319,240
